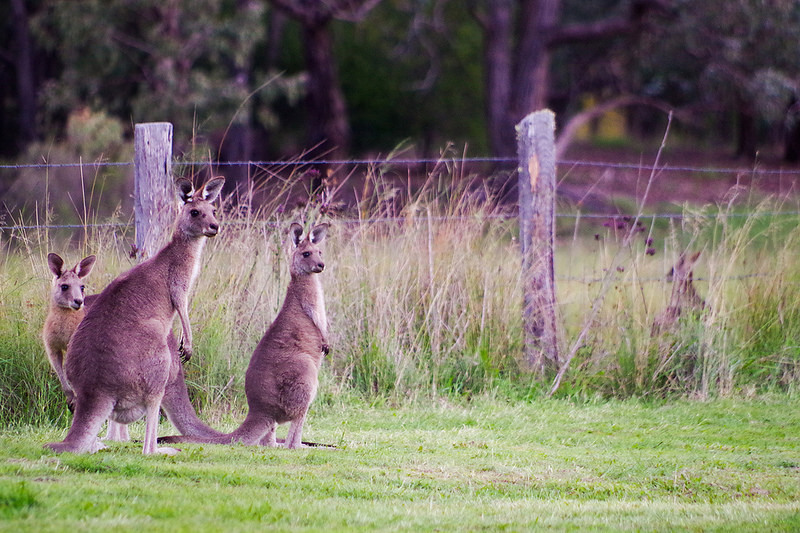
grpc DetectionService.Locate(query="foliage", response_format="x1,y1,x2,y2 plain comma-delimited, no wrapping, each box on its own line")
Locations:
632,0,800,146
26,0,290,150
3,0,799,165
3,108,132,223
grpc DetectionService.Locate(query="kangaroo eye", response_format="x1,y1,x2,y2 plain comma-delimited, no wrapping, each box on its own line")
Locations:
80,285,85,292
190,209,200,217
60,284,69,291
302,252,311,258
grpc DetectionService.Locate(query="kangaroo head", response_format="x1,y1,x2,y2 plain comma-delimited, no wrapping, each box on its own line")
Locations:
174,177,225,239
48,253,96,310
289,222,329,276
666,250,702,285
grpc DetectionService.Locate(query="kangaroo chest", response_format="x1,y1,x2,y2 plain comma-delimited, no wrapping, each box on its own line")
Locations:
302,277,327,338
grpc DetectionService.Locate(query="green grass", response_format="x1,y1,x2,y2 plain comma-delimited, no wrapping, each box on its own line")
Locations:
1,397,799,531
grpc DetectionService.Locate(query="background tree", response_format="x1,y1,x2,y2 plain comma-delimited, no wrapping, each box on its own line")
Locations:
6,0,38,153
470,0,671,159
1,0,799,169
631,0,800,159
267,0,382,161
29,0,267,152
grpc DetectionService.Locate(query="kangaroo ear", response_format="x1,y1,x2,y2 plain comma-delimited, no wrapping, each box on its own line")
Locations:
47,253,64,277
310,223,329,244
176,178,195,203
76,255,96,278
201,177,225,202
289,223,304,247
689,250,702,264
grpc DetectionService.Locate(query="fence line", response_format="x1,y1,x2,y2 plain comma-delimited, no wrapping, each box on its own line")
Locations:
3,157,800,175
4,209,800,233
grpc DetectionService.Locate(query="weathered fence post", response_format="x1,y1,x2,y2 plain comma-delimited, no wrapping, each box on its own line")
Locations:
134,122,174,259
517,109,560,374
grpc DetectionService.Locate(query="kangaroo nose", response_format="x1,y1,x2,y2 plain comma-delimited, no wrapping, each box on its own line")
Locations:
317,262,325,271
209,223,218,231
74,298,83,306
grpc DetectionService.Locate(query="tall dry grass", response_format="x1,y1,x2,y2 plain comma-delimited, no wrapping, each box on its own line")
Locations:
2,161,800,426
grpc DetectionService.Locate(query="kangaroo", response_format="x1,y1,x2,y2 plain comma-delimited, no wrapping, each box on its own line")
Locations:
42,254,223,442
161,222,330,449
652,250,706,334
45,176,225,455
43,253,96,409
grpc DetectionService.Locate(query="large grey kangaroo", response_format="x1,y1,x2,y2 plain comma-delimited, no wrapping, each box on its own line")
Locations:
43,254,223,442
161,222,329,449
45,177,224,454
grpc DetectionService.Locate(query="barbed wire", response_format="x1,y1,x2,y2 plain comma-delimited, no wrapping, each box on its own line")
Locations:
3,208,800,233
2,157,800,175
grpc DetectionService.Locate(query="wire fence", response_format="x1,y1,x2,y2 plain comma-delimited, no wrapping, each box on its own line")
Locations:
3,155,800,230
3,156,800,175
2,156,798,285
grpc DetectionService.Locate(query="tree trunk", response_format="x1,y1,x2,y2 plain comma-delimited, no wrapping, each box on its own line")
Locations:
735,109,757,159
302,21,351,162
784,97,800,163
10,0,37,151
510,0,560,123
483,0,514,159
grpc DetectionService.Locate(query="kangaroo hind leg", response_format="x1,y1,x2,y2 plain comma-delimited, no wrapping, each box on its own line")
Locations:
45,395,113,453
142,400,178,456
285,410,308,449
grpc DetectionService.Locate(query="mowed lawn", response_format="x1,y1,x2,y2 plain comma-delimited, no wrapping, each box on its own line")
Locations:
1,397,799,531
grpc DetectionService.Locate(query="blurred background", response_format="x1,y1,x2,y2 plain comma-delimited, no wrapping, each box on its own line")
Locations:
1,0,799,218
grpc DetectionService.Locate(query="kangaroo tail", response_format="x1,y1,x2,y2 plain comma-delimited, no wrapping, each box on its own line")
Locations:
158,412,267,445
161,361,225,439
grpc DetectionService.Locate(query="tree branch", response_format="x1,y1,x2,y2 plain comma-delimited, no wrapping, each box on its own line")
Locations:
268,0,382,25
555,95,685,159
549,0,672,46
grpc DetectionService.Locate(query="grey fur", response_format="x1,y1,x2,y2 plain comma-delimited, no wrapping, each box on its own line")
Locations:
45,177,225,454
161,222,330,449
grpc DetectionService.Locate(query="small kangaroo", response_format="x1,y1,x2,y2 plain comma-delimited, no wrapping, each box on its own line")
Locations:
652,251,706,334
43,253,96,409
45,177,224,455
161,222,329,449
42,254,223,442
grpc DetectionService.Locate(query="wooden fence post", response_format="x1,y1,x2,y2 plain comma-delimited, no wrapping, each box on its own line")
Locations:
134,122,174,259
517,109,560,374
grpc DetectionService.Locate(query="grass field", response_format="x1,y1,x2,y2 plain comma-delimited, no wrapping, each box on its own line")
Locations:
1,397,799,531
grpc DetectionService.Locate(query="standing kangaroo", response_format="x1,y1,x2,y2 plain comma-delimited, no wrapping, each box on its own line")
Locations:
161,222,329,449
42,254,223,442
652,251,706,334
45,177,224,455
43,253,96,409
